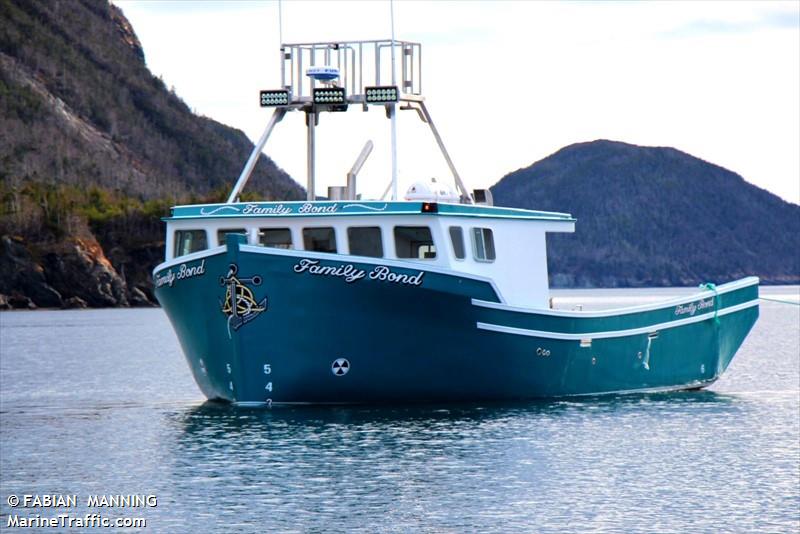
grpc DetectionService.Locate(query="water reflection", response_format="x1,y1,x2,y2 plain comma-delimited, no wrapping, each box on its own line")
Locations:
2,302,795,533
156,389,768,532
176,389,741,437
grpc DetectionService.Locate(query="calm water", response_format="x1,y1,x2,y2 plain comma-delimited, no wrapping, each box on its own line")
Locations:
1,288,798,533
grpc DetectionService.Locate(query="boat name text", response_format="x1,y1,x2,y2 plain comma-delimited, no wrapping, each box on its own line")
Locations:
674,297,714,316
293,259,365,283
240,203,339,216
155,260,206,288
293,259,424,286
241,203,293,215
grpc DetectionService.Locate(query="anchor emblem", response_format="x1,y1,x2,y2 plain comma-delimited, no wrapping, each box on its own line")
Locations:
219,264,268,337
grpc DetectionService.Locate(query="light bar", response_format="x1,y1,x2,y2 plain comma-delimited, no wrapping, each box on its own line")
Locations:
260,90,289,107
365,85,399,103
313,87,346,104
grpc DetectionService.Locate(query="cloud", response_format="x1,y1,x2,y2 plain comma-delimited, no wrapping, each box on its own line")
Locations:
663,9,799,39
115,0,800,205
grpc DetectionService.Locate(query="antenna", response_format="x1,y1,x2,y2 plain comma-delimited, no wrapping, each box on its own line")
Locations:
389,0,398,201
390,0,396,85
278,0,283,45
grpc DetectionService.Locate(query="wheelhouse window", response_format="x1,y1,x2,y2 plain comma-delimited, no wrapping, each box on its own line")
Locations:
449,226,465,260
259,228,293,249
217,228,247,246
303,227,337,253
394,226,436,259
348,227,383,257
472,227,496,262
174,230,207,257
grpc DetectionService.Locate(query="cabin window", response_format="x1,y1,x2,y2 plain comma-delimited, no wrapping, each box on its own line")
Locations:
174,230,207,257
217,228,247,246
394,226,436,259
472,227,496,262
449,226,465,260
259,228,293,249
303,227,337,253
348,227,383,257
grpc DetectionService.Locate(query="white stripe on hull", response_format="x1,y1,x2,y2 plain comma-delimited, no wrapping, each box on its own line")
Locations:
476,299,759,340
472,276,759,317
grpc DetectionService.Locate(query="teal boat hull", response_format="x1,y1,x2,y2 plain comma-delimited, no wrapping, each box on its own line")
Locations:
154,240,759,405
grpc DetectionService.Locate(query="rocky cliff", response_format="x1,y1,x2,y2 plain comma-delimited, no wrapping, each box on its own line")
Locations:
0,0,305,309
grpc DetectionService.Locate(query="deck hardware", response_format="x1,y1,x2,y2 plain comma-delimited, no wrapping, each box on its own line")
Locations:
580,339,592,348
313,86,346,105
591,356,597,365
473,189,493,206
365,85,399,103
260,89,290,106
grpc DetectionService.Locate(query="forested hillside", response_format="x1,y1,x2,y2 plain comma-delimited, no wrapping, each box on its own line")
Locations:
492,140,800,287
0,0,304,308
2,0,796,308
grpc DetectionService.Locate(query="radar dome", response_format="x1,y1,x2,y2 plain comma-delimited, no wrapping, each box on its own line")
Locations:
404,178,460,203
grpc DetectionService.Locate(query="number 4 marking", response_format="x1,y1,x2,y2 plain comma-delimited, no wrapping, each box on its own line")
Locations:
265,382,273,392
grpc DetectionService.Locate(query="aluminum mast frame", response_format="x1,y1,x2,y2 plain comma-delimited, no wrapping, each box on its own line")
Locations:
226,39,472,204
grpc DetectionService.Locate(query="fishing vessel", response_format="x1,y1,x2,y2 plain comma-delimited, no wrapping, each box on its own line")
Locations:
153,39,759,405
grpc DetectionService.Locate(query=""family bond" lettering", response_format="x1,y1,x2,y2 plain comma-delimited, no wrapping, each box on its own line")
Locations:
293,259,424,286
674,297,714,316
154,260,206,288
240,203,338,216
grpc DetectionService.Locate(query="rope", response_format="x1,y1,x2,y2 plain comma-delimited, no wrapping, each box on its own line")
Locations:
700,282,721,326
759,296,800,306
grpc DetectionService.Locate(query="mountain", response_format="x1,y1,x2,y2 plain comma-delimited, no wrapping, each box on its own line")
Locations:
491,140,800,287
0,0,304,309
0,0,301,200
2,2,797,309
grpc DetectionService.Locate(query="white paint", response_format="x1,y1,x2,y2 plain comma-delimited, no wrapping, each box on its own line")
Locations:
157,211,577,306
431,216,573,307
472,276,759,317
476,299,759,340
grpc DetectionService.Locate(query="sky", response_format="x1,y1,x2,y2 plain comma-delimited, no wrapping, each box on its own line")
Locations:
115,1,800,205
